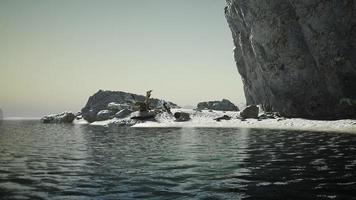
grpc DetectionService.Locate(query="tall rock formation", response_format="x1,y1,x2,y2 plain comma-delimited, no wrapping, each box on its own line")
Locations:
225,0,356,119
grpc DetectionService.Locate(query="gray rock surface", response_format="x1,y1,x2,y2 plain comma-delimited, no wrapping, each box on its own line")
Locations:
96,110,114,121
107,102,130,112
115,109,133,119
81,90,178,123
131,111,156,121
174,112,191,122
197,99,239,111
225,0,356,119
240,105,259,119
41,112,76,123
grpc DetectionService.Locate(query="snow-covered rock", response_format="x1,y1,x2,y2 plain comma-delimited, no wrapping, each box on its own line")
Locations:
81,90,178,123
107,102,131,111
115,109,133,119
96,110,114,121
41,112,75,123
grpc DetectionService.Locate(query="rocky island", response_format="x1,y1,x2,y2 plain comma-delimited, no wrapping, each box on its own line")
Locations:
41,90,248,126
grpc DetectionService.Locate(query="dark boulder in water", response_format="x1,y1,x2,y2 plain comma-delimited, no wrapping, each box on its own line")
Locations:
41,112,75,123
225,0,356,119
197,99,239,111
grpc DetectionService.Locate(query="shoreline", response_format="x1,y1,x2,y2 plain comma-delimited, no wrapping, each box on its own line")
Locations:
3,110,356,134
90,109,356,134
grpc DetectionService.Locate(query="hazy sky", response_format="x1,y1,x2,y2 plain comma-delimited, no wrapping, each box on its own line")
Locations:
0,0,244,118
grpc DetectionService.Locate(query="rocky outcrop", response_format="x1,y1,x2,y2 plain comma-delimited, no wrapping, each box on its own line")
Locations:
225,0,356,119
41,112,76,123
81,90,178,122
240,105,259,119
174,112,191,122
197,99,239,111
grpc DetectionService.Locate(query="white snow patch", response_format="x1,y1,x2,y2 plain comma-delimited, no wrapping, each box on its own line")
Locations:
89,109,356,134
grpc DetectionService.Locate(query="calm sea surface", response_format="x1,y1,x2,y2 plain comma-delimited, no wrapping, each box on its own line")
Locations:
0,120,356,200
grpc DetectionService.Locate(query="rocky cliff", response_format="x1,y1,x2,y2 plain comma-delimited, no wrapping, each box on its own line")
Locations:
225,0,356,119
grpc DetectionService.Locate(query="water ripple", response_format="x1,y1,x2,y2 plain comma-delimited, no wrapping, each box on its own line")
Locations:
0,121,356,199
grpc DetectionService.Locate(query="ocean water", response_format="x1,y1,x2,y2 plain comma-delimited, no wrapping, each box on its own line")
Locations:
0,121,356,200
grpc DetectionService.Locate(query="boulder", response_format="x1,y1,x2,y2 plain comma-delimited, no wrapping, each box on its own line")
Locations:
225,0,356,119
240,105,259,119
81,90,179,123
174,112,191,122
41,112,75,123
197,99,239,111
96,110,114,121
115,109,133,119
214,115,232,122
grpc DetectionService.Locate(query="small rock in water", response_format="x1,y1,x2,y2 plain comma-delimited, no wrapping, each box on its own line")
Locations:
96,110,114,121
174,112,191,122
214,115,232,122
240,105,259,119
115,108,133,119
41,112,75,123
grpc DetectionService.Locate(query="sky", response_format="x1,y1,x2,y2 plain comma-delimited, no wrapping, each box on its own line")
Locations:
0,0,244,118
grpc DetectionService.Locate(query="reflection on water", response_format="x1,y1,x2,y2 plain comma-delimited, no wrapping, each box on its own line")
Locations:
0,120,356,199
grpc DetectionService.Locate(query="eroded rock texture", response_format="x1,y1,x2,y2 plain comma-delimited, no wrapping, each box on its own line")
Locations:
81,90,178,122
225,0,356,119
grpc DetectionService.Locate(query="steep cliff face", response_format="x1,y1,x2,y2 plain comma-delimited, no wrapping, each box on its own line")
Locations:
225,0,356,119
